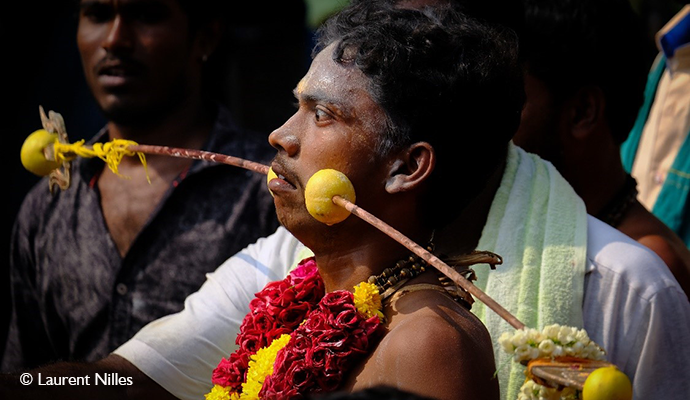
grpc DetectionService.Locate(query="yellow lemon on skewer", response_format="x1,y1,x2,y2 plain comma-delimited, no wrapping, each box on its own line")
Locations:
305,169,355,225
267,167,278,197
21,129,62,176
582,366,632,400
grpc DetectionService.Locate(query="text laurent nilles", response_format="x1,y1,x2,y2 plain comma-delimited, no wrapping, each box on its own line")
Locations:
37,373,133,385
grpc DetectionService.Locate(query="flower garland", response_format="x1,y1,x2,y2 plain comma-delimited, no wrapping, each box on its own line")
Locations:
517,379,578,400
206,257,385,399
498,324,607,400
53,138,149,180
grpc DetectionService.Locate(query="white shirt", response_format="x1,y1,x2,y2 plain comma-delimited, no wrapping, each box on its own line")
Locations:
582,217,689,399
115,219,690,400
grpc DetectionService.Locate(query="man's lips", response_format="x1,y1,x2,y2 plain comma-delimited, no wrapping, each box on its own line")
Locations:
95,59,144,86
99,66,130,77
268,164,298,193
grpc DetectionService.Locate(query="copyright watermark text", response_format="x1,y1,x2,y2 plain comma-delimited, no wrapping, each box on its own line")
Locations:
18,372,133,386
19,373,32,385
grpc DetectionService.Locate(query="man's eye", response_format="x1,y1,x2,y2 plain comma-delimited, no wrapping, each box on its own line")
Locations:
81,4,113,23
314,108,332,123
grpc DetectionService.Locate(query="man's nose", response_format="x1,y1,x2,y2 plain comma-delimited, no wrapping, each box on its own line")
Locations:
269,115,300,157
102,16,134,53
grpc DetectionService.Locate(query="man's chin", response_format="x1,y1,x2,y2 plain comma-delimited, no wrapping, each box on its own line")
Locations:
278,212,317,238
98,100,164,127
278,211,343,250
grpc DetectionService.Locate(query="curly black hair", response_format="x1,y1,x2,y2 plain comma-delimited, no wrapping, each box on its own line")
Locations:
313,1,525,227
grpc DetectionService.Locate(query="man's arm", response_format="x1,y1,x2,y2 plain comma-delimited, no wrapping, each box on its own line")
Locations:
0,354,177,400
624,287,690,399
3,198,55,371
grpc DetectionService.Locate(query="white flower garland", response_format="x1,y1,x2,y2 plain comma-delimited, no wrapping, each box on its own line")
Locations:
517,380,578,400
498,324,607,400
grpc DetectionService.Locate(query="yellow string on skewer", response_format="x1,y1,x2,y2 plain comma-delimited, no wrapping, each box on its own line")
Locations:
53,139,150,183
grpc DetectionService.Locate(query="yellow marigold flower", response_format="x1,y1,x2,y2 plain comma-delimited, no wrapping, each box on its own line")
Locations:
204,384,232,400
240,334,292,400
353,282,384,321
53,138,149,182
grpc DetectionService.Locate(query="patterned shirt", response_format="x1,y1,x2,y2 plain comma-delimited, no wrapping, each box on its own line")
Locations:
3,105,280,371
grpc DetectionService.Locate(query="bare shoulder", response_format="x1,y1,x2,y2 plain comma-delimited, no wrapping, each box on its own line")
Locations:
351,288,499,400
388,288,491,348
618,203,690,296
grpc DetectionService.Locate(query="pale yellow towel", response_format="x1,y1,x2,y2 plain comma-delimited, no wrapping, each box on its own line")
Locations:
473,142,588,400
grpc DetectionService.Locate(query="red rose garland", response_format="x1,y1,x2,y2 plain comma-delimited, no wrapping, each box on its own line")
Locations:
261,290,382,398
207,257,385,399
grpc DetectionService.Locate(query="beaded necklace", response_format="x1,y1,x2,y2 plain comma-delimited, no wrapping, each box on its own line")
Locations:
596,174,638,228
370,242,476,309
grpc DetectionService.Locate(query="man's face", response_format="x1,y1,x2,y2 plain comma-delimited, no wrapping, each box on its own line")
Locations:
77,0,201,125
512,71,565,169
268,44,390,237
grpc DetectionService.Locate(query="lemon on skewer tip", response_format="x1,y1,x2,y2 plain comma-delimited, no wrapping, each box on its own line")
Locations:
267,167,278,197
21,129,61,176
582,366,632,400
305,169,356,225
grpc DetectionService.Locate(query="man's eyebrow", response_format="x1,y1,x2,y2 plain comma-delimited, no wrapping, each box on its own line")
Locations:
293,88,355,118
79,0,101,9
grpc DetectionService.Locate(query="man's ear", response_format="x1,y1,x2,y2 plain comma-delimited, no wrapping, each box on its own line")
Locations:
195,19,224,62
568,85,606,140
384,142,435,194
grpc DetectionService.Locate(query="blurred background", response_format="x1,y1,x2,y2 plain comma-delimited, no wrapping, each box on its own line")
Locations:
2,0,686,362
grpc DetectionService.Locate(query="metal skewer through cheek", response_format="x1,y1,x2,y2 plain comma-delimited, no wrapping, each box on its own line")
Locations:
59,139,525,328
51,131,523,328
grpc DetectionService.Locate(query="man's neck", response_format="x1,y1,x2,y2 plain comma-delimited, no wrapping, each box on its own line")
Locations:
311,222,432,294
435,158,506,257
561,137,628,217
